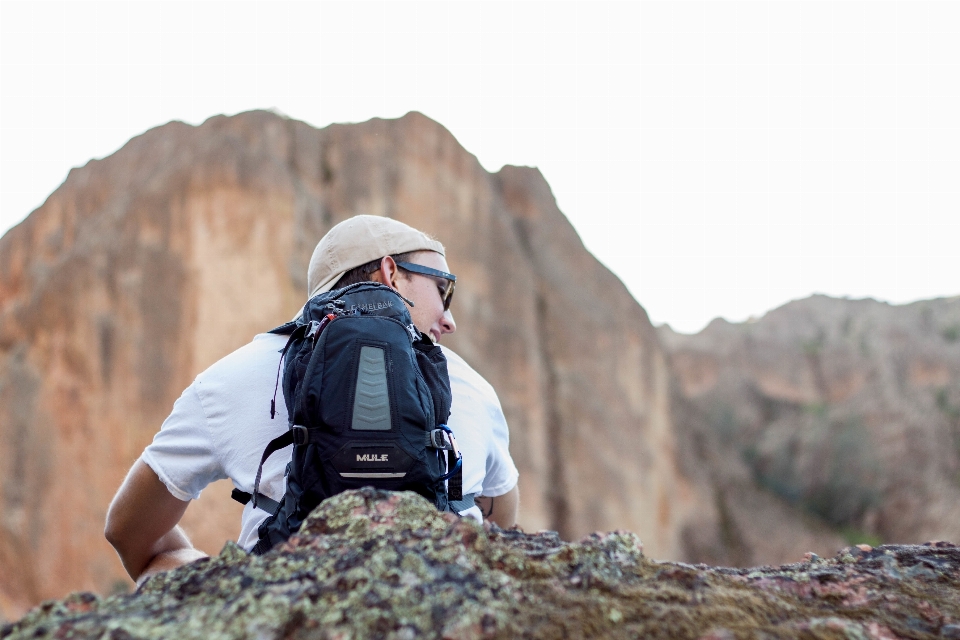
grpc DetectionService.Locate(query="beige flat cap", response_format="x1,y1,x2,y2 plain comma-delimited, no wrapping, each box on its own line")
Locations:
306,215,445,299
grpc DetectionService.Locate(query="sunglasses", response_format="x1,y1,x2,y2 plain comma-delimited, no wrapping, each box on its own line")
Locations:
394,261,457,311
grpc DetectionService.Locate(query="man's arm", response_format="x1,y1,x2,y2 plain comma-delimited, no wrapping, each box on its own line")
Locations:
104,459,208,584
475,484,519,529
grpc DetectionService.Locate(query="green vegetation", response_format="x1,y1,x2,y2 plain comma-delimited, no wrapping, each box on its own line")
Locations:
943,324,960,343
748,416,882,530
839,527,883,548
709,404,739,443
805,418,883,527
801,337,823,356
802,402,828,418
936,387,960,420
841,316,853,337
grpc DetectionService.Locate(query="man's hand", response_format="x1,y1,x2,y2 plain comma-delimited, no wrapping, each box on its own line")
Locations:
476,484,519,529
105,459,208,583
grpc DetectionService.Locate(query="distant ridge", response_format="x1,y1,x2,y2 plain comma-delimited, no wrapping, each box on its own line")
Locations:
660,293,960,560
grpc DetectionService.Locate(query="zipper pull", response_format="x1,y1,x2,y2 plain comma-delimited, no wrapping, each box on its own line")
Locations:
406,323,419,342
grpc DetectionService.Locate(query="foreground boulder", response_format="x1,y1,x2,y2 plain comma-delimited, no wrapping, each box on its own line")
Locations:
4,489,959,640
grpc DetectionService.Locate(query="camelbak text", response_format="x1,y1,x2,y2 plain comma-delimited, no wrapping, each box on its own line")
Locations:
357,454,389,462
350,301,393,313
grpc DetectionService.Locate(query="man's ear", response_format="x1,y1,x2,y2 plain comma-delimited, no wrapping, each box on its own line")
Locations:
373,256,401,290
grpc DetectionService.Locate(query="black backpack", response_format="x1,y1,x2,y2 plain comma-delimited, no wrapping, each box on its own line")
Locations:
231,282,470,555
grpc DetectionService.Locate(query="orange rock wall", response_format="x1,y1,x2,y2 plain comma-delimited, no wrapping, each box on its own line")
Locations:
0,112,696,617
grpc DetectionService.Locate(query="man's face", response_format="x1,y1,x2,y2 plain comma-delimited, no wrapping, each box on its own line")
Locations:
389,251,457,343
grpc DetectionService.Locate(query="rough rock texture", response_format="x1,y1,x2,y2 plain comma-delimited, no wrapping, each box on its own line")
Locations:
4,489,959,640
0,111,719,617
660,295,960,553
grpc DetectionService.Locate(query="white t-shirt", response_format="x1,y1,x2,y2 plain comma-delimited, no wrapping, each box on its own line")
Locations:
142,333,518,551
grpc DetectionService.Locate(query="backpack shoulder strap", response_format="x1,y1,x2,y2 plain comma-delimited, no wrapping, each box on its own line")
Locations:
268,321,299,335
251,430,294,510
269,323,311,418
251,425,323,510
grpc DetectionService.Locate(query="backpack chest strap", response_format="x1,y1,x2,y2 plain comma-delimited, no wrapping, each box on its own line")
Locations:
231,488,282,515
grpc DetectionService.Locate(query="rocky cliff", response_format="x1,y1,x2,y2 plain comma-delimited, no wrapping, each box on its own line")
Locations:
660,295,960,553
0,111,713,617
4,489,959,640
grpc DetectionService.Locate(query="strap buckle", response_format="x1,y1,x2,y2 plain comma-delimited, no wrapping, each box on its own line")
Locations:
291,425,311,445
428,428,454,450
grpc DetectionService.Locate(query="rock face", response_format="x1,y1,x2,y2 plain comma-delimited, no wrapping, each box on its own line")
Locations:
0,111,704,617
4,489,959,640
660,295,960,552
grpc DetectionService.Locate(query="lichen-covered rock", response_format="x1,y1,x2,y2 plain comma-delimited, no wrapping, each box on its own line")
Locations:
4,489,959,640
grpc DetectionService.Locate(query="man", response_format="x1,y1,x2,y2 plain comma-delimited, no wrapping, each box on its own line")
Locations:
105,215,519,584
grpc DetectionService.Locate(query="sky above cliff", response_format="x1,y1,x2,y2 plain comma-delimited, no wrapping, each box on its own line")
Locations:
1,1,958,333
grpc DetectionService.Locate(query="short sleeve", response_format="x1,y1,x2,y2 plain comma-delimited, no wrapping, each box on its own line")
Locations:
479,387,519,498
141,382,225,501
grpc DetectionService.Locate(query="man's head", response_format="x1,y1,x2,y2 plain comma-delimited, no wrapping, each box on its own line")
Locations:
305,215,457,342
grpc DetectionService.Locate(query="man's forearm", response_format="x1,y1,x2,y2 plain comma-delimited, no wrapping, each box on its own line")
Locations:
476,484,519,528
105,459,204,582
135,527,208,585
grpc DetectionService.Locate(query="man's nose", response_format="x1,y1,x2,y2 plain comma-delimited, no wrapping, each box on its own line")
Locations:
440,309,456,334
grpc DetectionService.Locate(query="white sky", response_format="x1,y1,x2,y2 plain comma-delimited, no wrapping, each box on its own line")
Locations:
1,1,958,333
